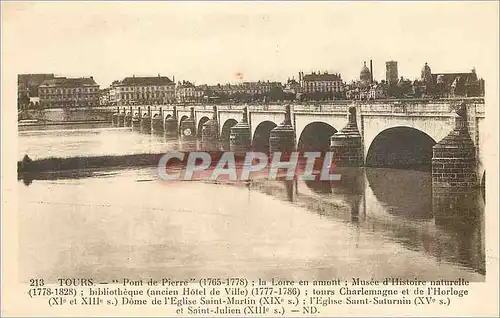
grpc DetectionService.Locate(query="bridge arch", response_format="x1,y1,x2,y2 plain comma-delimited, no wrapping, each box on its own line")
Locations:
178,115,189,134
252,121,277,153
366,126,436,170
298,122,337,152
165,114,172,120
197,116,210,138
220,119,238,144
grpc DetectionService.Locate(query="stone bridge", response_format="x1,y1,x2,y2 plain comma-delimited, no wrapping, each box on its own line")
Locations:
107,98,485,189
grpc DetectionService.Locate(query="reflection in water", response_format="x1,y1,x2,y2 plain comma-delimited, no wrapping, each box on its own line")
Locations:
284,179,297,202
301,169,484,275
18,126,485,282
305,180,332,194
366,168,432,219
221,139,231,151
177,138,198,152
432,189,485,274
304,168,364,223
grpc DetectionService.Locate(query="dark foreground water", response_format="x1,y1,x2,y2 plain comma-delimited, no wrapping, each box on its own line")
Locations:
17,125,485,283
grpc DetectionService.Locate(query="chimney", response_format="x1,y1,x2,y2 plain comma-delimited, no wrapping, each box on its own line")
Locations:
173,75,175,83
370,59,373,83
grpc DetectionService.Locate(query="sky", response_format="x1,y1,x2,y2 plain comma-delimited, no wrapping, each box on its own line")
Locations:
2,1,499,88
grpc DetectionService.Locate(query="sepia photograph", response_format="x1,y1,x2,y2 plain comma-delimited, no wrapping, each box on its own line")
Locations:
2,1,499,317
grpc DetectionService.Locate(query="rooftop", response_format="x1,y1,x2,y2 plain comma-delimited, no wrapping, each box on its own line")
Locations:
303,72,342,82
39,76,98,87
431,71,478,84
18,73,55,86
118,76,174,86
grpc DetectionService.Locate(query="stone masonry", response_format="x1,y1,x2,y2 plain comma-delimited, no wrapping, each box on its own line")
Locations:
329,106,363,167
432,103,477,188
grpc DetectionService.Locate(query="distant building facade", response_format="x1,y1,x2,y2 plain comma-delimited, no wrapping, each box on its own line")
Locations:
176,81,196,103
18,73,55,108
38,76,100,108
283,78,301,95
386,61,398,84
108,80,120,106
360,61,373,84
114,75,176,106
344,61,377,100
431,68,484,97
369,83,387,99
299,71,344,94
99,88,110,106
413,62,485,98
203,81,283,102
220,81,282,95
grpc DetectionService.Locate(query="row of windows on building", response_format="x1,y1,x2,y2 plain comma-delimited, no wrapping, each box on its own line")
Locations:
39,87,99,94
116,86,175,92
119,92,174,100
40,93,98,99
40,95,99,100
42,101,99,105
303,87,343,93
303,81,342,87
216,89,272,94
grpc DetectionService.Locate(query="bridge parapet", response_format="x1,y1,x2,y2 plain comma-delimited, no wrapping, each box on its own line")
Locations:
293,104,348,113
86,97,484,114
363,102,452,116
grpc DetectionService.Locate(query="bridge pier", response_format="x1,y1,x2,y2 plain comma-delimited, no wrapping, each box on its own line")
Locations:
141,106,151,133
164,106,178,137
201,106,219,151
330,106,363,167
152,107,164,134
111,107,119,126
124,107,132,127
180,107,196,140
432,103,477,189
330,167,365,222
269,105,295,154
132,107,141,130
230,107,251,154
118,108,125,127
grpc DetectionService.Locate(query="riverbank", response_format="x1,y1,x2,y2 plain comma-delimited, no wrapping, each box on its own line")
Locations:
17,153,166,174
18,120,109,128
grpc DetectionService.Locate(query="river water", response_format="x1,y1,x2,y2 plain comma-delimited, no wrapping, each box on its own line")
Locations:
17,124,485,283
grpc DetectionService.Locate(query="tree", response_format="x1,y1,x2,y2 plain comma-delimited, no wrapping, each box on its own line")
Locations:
283,92,296,101
266,87,285,102
18,93,30,109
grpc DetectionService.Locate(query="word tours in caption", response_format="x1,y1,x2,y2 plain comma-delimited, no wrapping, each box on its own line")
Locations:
27,277,471,315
